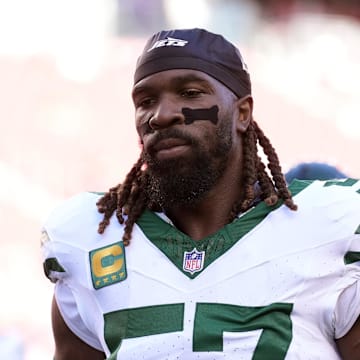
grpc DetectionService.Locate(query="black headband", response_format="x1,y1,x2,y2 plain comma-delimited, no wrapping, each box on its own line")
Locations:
134,28,251,98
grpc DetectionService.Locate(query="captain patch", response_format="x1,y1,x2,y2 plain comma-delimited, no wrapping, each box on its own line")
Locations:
90,242,127,289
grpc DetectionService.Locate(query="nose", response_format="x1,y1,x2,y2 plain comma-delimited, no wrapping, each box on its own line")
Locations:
148,96,184,130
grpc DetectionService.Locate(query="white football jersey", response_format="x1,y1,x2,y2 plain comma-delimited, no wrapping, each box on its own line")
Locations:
42,179,360,359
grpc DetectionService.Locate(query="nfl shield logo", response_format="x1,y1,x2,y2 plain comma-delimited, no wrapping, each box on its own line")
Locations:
183,248,205,274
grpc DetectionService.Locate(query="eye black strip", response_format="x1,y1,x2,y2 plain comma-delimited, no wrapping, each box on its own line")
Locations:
182,105,219,125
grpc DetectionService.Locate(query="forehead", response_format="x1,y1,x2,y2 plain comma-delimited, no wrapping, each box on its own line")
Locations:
132,69,222,94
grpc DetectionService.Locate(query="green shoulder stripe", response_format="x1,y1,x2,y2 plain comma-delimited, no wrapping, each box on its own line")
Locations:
324,178,358,187
287,179,314,195
344,251,360,265
43,257,65,281
356,225,360,235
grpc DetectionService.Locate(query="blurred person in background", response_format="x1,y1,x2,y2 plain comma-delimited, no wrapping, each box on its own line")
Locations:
285,161,348,183
41,28,360,359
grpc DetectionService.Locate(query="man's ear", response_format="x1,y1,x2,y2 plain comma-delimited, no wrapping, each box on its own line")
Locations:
235,95,253,133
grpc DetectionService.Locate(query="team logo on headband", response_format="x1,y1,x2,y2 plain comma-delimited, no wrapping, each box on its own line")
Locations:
148,37,188,52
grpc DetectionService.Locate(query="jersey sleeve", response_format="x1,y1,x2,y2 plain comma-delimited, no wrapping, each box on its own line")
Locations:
334,231,360,339
331,179,360,338
41,192,105,351
54,281,103,350
334,277,360,339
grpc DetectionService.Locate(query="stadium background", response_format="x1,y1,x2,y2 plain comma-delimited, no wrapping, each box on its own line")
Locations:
0,0,359,358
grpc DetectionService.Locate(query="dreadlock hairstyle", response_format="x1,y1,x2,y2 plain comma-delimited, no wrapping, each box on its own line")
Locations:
97,117,297,246
97,27,298,245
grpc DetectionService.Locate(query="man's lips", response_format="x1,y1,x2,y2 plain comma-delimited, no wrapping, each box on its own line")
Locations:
152,138,188,152
148,138,190,160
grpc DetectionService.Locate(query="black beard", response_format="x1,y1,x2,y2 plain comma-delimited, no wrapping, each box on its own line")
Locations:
143,124,233,209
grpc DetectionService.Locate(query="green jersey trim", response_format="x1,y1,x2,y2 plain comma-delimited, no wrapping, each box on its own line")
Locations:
324,178,358,187
135,180,311,279
344,251,360,265
43,257,66,281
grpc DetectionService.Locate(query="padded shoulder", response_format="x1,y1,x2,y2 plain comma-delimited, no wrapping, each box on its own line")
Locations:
41,192,126,285
44,192,103,235
291,178,360,209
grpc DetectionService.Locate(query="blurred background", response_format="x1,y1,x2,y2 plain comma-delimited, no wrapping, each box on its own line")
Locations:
0,0,359,358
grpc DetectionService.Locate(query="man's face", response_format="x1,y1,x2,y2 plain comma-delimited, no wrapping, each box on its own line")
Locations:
132,69,240,208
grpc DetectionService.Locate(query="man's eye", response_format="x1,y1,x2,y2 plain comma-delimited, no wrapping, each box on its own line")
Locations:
138,98,155,107
181,89,202,97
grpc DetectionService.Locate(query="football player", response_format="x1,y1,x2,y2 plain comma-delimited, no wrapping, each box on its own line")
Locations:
42,28,360,359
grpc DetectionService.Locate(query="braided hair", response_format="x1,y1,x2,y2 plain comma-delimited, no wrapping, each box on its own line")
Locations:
96,118,297,246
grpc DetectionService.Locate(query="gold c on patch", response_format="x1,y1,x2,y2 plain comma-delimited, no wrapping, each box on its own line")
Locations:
89,242,127,290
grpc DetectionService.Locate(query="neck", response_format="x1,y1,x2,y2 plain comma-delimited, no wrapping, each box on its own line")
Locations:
164,171,243,241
